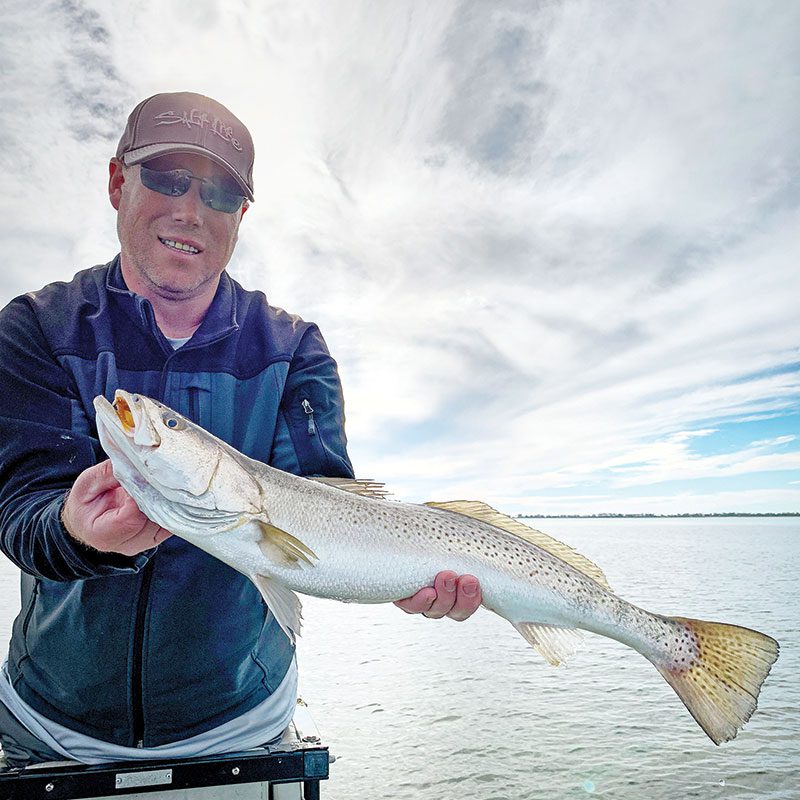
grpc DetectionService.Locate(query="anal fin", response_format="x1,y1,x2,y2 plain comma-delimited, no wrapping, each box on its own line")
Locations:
252,573,303,644
514,622,584,666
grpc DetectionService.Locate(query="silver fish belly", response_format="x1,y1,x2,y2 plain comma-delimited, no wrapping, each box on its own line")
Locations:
93,390,780,746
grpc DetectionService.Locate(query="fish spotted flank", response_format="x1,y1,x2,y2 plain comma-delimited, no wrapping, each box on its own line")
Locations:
94,390,779,746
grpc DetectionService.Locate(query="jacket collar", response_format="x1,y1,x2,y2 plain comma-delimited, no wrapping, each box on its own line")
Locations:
105,255,240,346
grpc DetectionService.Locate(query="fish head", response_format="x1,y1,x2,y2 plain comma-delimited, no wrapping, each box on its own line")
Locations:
93,390,262,518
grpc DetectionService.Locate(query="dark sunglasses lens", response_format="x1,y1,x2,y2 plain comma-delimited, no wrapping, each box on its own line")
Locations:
139,164,245,213
140,166,191,197
199,180,245,214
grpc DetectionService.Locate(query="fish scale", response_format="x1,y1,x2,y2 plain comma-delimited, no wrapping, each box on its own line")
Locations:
268,481,591,628
94,390,780,746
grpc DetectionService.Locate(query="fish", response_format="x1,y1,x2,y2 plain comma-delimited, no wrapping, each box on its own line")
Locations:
93,389,779,746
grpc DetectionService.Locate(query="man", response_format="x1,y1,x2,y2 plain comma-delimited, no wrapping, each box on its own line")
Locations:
0,92,480,767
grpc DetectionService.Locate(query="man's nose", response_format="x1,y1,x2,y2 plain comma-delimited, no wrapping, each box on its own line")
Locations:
170,182,205,226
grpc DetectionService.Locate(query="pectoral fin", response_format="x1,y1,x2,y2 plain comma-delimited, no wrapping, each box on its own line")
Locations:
252,574,303,644
257,521,318,568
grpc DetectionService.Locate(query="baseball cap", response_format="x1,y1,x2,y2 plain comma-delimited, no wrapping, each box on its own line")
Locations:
116,92,255,201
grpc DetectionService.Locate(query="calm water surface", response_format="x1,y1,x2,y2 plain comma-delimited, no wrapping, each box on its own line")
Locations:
1,518,797,798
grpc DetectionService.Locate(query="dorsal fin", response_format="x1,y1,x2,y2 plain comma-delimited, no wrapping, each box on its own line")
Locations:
424,500,611,590
308,477,390,499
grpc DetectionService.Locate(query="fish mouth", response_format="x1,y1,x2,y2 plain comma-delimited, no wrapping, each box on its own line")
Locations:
94,392,161,450
92,394,153,494
113,395,136,434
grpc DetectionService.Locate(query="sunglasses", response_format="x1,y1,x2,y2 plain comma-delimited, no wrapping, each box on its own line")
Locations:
139,163,247,214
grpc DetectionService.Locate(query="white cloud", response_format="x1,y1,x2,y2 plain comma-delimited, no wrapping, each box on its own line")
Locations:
750,436,796,448
1,0,798,513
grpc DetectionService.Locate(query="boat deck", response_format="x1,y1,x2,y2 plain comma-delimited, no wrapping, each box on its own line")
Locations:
0,700,329,800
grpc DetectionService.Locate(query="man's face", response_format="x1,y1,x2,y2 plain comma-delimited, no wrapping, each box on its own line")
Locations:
109,152,246,302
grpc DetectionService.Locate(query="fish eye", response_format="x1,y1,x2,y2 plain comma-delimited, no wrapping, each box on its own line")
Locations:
161,413,184,430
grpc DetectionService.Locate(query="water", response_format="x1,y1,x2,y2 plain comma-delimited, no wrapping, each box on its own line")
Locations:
1,518,797,798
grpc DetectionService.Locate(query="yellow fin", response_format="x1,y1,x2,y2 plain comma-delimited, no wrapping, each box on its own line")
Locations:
424,500,611,590
652,617,779,745
309,476,390,499
257,521,318,568
514,622,584,666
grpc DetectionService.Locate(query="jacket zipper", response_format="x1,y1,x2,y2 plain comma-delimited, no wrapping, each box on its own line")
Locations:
301,399,316,435
189,386,201,423
131,559,155,747
21,579,39,637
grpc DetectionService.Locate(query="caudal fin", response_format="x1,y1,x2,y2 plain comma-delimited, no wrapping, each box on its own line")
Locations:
652,617,779,744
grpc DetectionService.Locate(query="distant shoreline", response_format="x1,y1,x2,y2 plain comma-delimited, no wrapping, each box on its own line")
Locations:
516,512,799,519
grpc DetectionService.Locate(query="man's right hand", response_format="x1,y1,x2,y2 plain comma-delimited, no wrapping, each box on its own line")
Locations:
61,460,172,556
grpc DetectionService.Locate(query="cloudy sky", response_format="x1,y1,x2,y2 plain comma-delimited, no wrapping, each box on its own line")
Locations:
1,0,798,514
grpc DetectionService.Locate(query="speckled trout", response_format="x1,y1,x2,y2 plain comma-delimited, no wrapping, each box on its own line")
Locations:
94,390,779,745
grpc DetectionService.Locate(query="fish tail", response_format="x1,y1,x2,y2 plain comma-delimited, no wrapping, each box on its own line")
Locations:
649,616,779,744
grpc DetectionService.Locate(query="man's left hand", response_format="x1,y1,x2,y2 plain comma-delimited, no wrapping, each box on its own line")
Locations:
394,571,481,622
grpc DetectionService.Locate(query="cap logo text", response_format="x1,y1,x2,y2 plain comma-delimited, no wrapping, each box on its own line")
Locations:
154,109,243,152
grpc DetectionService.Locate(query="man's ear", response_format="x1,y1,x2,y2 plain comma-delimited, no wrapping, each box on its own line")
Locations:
240,201,250,219
108,158,125,210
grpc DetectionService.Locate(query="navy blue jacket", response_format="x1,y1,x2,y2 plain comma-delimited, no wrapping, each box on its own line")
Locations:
0,258,353,746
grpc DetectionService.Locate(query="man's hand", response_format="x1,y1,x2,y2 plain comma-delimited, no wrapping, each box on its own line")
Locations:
394,571,482,622
61,461,172,556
